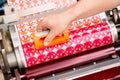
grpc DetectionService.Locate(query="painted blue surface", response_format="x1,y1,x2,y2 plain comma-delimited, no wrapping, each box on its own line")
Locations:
0,0,7,6
0,6,4,11
0,0,6,11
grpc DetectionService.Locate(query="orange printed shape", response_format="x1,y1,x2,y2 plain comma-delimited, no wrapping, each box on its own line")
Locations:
68,26,74,31
19,3,24,8
18,31,27,35
76,24,82,28
20,35,30,43
33,30,69,49
84,22,91,26
93,20,100,24
20,38,30,43
11,0,16,3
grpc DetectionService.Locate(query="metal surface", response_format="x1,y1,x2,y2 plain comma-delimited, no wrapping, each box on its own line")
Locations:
108,21,118,42
14,69,21,80
4,36,13,52
113,8,119,24
8,25,21,48
0,27,12,52
0,29,11,74
14,47,25,69
0,16,3,24
118,7,120,21
106,7,120,25
99,12,108,21
9,25,27,68
38,58,120,80
1,49,11,73
9,7,70,25
19,2,56,17
0,50,6,74
0,70,5,80
7,51,18,69
0,30,2,40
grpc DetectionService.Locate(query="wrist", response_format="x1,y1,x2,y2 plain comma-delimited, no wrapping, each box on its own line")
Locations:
62,2,83,24
61,6,77,25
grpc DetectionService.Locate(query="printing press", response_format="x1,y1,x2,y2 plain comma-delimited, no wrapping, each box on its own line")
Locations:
0,0,120,80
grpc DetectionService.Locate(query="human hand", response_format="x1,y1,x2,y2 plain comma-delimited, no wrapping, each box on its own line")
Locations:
37,13,71,46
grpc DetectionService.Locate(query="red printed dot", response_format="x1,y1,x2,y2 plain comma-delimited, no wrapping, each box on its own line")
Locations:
75,44,84,53
27,57,38,66
47,52,55,60
56,49,65,57
73,35,80,39
103,36,113,44
84,41,93,50
55,44,63,49
65,42,72,47
25,48,35,57
65,47,74,55
100,27,108,31
38,54,46,62
78,28,86,32
38,49,44,54
45,47,54,52
69,30,77,35
102,22,108,26
93,39,102,47
22,42,33,48
82,32,89,36
91,30,99,33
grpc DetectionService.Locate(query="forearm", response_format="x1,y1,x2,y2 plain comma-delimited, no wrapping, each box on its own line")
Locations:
64,0,120,24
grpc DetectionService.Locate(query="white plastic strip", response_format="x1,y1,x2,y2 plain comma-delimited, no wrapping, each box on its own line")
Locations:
35,30,50,37
19,2,56,17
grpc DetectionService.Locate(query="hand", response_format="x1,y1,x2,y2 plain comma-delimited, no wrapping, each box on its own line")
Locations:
37,13,71,46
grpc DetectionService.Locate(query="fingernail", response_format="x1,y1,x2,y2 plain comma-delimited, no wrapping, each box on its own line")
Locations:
44,41,49,46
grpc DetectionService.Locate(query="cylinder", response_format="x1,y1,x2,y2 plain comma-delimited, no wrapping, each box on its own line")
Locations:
29,22,116,67
13,19,116,68
7,0,107,68
8,0,118,68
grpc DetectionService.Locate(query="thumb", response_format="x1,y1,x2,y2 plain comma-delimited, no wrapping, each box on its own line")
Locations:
44,30,57,46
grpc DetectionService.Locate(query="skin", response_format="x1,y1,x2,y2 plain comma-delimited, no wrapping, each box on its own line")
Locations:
37,0,120,46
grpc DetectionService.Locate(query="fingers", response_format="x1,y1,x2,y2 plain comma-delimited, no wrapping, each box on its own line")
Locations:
37,19,47,32
37,22,43,32
44,30,57,46
37,18,56,46
37,26,42,32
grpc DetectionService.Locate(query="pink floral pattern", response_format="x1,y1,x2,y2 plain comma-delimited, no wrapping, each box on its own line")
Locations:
7,0,77,10
17,22,113,67
9,0,111,67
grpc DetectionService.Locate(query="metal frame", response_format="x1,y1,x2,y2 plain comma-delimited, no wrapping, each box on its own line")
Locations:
38,58,120,80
